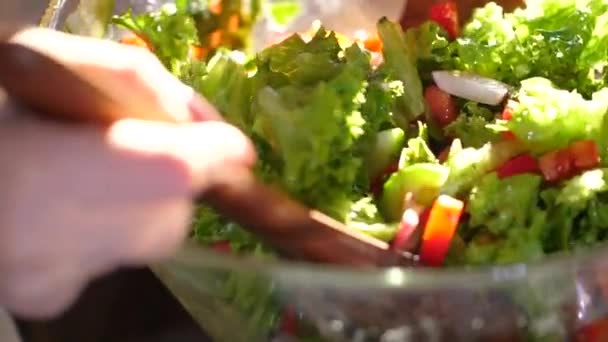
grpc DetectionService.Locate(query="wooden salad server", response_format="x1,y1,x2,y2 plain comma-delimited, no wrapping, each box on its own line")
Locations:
0,37,416,268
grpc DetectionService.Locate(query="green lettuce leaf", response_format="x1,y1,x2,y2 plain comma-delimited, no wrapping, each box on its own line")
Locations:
506,77,608,154
377,17,425,128
467,172,543,236
444,102,501,148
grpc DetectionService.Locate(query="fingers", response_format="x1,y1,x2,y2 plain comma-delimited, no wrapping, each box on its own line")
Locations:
107,118,257,192
9,27,221,123
0,115,255,318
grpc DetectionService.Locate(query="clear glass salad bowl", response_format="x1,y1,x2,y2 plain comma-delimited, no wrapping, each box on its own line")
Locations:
41,1,608,341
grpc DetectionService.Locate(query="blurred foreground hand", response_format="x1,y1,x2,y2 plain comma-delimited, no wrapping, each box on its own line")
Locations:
0,28,255,319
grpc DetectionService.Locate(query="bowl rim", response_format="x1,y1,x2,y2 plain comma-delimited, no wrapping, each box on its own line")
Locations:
41,0,608,290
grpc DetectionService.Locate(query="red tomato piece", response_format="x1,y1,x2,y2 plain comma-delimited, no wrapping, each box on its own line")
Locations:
569,140,601,171
576,319,608,342
425,86,459,128
210,241,232,253
501,107,513,121
501,131,517,141
279,308,298,335
539,149,574,183
429,1,460,39
496,154,540,179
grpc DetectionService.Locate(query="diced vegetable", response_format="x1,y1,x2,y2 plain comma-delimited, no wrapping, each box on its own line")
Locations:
432,71,511,106
538,140,602,183
379,163,450,222
391,208,420,252
420,195,465,266
569,140,601,171
119,33,152,50
365,128,406,182
279,307,298,336
428,1,460,39
442,140,527,196
539,149,574,183
210,240,232,253
496,154,540,179
424,85,459,127
576,318,608,342
357,32,383,53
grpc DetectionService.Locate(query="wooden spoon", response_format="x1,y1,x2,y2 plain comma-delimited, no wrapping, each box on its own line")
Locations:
0,40,416,268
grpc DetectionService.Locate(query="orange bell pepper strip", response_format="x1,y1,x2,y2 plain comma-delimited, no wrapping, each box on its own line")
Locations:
419,195,464,266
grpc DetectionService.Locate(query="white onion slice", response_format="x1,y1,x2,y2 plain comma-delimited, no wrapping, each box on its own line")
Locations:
432,70,511,106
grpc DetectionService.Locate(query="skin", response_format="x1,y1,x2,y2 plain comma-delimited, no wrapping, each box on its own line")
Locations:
0,28,255,319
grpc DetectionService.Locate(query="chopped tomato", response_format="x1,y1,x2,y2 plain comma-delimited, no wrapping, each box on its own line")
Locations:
119,33,152,51
496,154,540,179
429,1,460,39
569,140,600,171
576,318,608,342
210,241,232,253
501,131,517,141
501,107,513,121
539,149,574,183
425,86,459,127
420,195,464,267
279,308,298,335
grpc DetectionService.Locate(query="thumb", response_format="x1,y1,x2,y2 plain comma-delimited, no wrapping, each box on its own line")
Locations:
107,119,256,193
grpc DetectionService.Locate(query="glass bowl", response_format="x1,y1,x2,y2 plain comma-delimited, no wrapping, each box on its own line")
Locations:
40,1,608,341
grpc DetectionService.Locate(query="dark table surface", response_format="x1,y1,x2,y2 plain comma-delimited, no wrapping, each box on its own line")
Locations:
16,268,211,342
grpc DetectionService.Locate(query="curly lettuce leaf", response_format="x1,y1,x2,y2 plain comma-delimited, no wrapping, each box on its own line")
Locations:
467,172,543,236
452,0,599,95
444,102,501,148
403,21,455,83
112,4,199,73
441,140,526,197
377,17,425,128
506,77,608,154
251,31,395,221
540,169,608,251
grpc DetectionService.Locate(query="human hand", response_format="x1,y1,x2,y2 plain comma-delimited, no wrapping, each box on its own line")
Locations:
0,28,255,319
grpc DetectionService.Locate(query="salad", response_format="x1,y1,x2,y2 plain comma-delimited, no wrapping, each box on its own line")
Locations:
104,0,608,340
111,0,608,269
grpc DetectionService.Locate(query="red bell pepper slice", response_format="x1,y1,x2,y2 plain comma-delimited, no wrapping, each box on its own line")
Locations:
569,140,601,171
576,318,608,342
419,195,464,267
210,241,232,253
496,154,540,179
429,1,460,40
539,149,574,183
